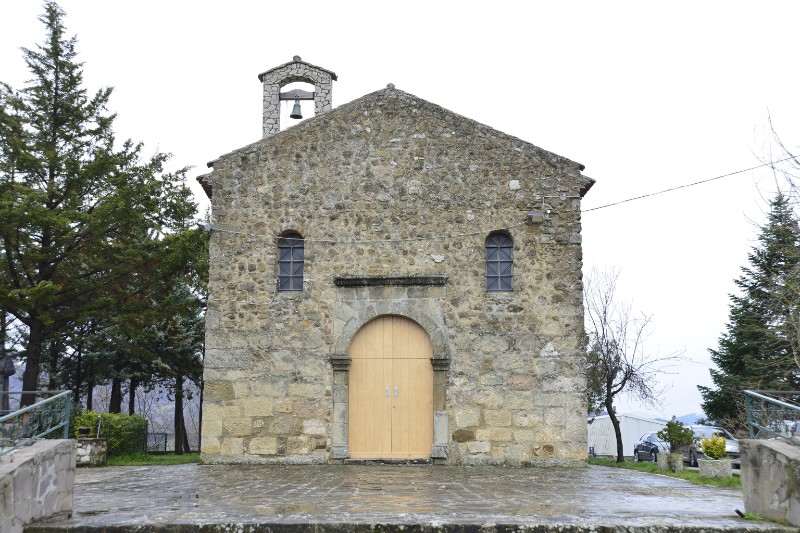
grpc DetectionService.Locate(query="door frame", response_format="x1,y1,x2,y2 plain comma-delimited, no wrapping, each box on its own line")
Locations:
330,310,450,461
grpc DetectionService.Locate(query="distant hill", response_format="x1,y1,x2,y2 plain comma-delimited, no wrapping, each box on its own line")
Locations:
675,413,705,425
587,411,706,425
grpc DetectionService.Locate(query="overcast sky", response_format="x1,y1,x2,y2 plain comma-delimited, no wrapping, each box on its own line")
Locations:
3,1,799,419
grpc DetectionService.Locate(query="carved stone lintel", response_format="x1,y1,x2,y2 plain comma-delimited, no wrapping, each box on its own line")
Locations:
334,275,447,287
329,354,351,371
431,357,450,371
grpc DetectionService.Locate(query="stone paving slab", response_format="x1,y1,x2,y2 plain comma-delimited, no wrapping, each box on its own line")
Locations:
26,464,797,532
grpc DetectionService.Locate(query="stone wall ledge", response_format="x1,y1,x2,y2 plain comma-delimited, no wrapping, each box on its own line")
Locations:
0,439,76,532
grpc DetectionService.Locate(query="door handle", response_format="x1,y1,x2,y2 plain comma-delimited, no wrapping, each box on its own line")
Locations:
394,386,398,399
386,386,389,398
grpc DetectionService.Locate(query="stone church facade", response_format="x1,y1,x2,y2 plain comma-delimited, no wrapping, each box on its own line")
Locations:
198,57,594,466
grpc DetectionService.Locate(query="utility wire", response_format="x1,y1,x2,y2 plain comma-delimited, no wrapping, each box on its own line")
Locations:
582,155,798,213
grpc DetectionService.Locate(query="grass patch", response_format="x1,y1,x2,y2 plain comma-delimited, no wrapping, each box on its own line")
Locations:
589,457,741,489
106,452,200,466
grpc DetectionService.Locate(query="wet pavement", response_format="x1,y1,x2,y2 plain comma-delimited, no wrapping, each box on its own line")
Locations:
27,464,797,532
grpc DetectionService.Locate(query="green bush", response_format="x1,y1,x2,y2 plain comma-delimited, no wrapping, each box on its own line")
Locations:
701,435,727,459
74,411,147,456
657,416,694,453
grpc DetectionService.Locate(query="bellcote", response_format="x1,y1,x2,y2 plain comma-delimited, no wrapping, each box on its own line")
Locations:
257,55,338,138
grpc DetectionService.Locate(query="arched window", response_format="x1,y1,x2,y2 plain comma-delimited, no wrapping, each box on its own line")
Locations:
277,232,304,291
486,232,513,291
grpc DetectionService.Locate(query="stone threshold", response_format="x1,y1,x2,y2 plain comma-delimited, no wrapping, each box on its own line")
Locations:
341,458,433,466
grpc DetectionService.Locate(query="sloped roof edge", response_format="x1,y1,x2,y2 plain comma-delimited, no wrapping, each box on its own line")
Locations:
257,56,338,82
209,86,587,172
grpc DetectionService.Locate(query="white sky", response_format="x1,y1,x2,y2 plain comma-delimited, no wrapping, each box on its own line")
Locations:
2,1,799,419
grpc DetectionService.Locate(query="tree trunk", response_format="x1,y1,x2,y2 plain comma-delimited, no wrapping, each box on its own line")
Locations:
109,377,122,413
174,374,184,454
86,377,93,411
21,318,45,406
128,378,137,415
182,418,191,453
605,395,624,462
73,340,82,408
47,339,59,390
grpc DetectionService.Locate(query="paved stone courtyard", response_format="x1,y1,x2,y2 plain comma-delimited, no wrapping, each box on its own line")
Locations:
27,464,796,532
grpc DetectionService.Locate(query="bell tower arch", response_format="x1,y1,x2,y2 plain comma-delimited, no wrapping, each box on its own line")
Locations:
257,55,337,138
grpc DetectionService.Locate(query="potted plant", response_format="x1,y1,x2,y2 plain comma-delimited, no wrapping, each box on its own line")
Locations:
656,417,694,472
698,435,732,478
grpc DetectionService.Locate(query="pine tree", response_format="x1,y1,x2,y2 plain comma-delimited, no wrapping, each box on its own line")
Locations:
0,2,200,404
699,194,800,429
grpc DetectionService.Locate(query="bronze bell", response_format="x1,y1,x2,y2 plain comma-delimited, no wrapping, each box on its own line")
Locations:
290,100,303,119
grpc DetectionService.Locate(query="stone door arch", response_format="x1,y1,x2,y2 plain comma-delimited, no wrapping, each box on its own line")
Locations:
348,315,433,459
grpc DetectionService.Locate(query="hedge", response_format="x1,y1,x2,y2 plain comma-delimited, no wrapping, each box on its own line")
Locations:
74,411,147,456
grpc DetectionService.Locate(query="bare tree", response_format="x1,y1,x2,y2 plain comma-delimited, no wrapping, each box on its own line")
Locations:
585,268,682,462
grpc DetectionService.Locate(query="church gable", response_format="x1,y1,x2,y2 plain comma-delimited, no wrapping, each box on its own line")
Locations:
205,86,591,210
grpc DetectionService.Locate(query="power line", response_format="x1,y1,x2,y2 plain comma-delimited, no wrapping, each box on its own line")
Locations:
212,220,529,244
582,155,798,213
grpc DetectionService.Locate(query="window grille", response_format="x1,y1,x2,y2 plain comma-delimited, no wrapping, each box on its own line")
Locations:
486,232,513,291
278,233,304,291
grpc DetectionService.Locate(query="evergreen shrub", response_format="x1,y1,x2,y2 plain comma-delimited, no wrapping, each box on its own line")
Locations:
657,416,694,452
701,435,727,459
74,411,147,456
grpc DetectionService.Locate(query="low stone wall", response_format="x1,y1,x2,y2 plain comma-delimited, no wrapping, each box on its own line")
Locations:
740,439,800,526
0,439,76,533
698,458,732,479
75,438,107,466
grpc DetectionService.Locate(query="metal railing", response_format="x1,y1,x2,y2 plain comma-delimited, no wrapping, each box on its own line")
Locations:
744,389,800,446
0,391,73,456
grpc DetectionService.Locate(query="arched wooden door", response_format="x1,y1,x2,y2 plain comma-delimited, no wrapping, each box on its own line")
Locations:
348,315,434,459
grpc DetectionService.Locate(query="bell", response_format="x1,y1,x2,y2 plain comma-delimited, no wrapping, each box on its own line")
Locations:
290,100,303,120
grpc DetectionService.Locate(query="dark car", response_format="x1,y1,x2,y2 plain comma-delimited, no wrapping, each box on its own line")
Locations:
683,425,740,467
633,431,668,461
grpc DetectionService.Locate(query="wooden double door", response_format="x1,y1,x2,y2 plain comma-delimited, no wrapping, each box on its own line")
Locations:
348,315,434,459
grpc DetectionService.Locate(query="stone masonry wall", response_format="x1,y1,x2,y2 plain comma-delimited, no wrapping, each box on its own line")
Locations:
201,86,590,466
0,439,76,532
741,439,800,526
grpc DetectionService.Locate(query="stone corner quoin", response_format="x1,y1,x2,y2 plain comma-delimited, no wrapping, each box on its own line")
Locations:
198,56,593,467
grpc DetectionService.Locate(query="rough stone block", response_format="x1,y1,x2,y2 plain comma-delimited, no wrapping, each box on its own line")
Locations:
513,412,541,428
513,429,536,442
201,436,221,454
505,443,532,463
220,438,244,456
223,417,254,437
287,436,313,455
505,392,534,410
248,437,278,455
275,399,293,413
240,398,274,417
453,407,481,428
467,441,491,454
483,409,512,427
202,417,223,437
476,428,513,442
473,390,504,408
232,380,251,399
302,419,326,437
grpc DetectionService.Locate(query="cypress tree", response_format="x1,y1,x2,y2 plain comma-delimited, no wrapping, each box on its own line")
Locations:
0,2,200,404
700,194,800,429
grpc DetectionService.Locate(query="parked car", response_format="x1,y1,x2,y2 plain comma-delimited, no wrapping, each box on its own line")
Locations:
633,431,669,461
682,425,740,467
